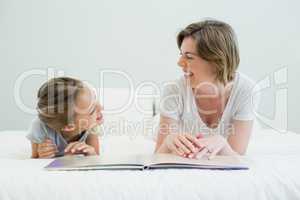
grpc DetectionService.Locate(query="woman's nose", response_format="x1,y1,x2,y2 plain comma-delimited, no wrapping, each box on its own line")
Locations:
177,56,187,68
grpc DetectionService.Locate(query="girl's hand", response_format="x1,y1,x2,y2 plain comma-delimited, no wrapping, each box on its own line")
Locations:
193,135,235,160
163,133,200,157
37,139,58,158
64,142,96,156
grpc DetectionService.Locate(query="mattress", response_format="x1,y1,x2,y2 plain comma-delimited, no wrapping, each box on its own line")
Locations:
0,129,299,200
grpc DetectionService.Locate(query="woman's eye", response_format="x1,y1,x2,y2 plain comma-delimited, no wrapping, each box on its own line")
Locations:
179,52,193,60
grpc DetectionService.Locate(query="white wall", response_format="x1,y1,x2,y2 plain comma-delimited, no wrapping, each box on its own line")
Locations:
0,0,299,132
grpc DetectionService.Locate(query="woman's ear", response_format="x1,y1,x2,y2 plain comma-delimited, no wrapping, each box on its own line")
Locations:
62,124,76,132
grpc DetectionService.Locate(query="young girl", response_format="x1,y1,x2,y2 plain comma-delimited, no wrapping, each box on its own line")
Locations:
27,77,103,159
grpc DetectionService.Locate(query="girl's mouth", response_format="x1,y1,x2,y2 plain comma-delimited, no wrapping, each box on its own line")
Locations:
96,115,103,122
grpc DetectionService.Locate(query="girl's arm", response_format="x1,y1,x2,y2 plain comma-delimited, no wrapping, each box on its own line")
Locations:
31,142,39,158
30,139,58,158
86,134,100,155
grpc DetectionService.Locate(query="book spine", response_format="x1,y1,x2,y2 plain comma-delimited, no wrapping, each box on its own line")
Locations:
143,165,150,170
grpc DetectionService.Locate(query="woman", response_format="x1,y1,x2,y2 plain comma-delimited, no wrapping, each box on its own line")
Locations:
155,19,256,159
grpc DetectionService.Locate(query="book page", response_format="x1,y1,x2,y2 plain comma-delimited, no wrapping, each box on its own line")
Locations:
143,154,248,169
45,154,146,170
45,154,249,170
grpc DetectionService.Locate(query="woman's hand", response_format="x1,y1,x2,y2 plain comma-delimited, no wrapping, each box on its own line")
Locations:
160,133,200,157
37,139,58,158
64,142,96,156
192,135,237,159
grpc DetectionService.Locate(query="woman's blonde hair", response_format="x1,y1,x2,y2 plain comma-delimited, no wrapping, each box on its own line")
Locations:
177,19,240,84
37,77,85,132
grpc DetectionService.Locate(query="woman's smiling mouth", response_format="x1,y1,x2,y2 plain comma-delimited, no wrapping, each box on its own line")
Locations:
184,71,194,77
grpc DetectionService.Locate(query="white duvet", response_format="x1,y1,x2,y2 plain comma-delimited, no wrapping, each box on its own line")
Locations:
0,129,299,200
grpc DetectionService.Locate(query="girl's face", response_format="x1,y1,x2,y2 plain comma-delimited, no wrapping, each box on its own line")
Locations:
177,37,216,88
73,86,103,133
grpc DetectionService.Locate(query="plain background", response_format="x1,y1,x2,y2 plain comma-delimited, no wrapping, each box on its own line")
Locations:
0,0,299,133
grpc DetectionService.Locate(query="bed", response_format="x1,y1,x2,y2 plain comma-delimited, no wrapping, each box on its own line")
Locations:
1,88,299,200
0,128,300,200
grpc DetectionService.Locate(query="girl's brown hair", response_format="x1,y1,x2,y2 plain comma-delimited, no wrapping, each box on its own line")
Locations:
177,19,240,84
37,77,84,132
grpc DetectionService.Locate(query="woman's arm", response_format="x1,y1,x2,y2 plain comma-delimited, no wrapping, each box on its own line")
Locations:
226,120,253,155
155,116,176,153
86,134,100,155
182,120,253,159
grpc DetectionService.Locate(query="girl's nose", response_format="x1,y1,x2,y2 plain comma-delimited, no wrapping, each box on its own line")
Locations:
96,103,102,113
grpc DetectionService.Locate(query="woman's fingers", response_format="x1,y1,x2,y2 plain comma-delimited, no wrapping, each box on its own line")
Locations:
174,138,191,154
172,148,185,157
208,145,222,160
196,133,204,139
166,135,184,156
167,139,185,156
165,134,216,158
195,139,214,159
172,142,185,156
196,147,210,159
178,135,198,153
208,150,217,160
184,134,204,149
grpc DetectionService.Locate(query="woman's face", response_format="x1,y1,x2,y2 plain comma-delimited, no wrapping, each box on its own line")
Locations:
178,37,216,88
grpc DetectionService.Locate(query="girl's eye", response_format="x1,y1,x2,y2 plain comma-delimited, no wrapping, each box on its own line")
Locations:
89,107,96,115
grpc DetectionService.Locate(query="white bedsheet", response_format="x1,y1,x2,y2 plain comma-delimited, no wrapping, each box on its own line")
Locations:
0,130,299,200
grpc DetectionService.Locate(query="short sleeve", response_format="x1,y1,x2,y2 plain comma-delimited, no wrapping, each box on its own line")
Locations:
234,94,254,120
26,118,48,144
233,77,260,121
159,81,183,121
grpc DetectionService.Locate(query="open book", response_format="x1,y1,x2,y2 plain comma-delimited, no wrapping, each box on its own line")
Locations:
45,153,249,171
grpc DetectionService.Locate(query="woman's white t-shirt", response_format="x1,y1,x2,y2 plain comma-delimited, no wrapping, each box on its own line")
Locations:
160,72,257,137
